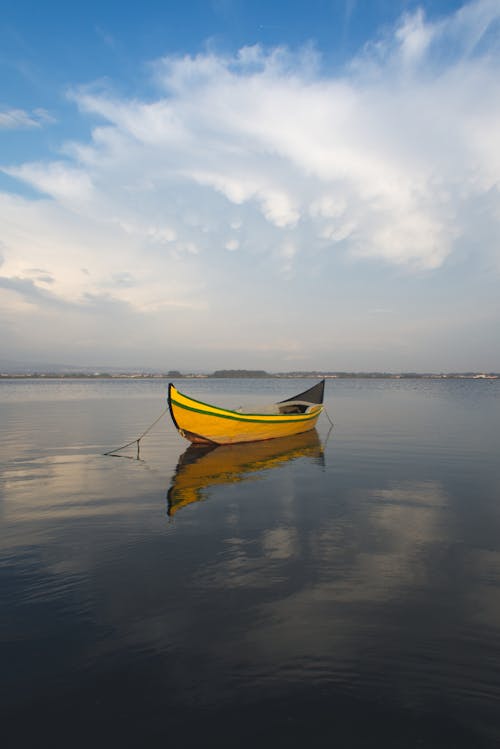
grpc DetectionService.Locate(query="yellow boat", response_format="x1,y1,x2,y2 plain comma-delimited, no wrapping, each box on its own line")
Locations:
168,379,325,445
167,429,324,516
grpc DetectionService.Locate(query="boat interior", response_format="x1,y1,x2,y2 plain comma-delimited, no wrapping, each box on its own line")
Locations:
277,401,312,414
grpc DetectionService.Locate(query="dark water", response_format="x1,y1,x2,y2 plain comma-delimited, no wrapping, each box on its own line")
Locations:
1,377,500,748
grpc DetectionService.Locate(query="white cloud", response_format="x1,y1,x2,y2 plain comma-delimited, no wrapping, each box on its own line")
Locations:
4,162,94,204
6,8,500,270
1,0,500,367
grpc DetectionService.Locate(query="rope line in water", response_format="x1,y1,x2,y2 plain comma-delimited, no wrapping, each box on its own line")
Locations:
104,405,168,457
324,407,334,427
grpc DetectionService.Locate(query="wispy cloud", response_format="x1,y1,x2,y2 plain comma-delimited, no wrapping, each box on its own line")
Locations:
0,107,55,129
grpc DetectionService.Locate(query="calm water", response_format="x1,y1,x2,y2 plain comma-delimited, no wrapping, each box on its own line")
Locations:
1,377,500,747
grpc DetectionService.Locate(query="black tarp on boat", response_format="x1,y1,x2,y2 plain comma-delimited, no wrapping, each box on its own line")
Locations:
279,378,325,405
276,379,325,413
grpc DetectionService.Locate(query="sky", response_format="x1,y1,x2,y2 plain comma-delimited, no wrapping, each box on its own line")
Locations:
1,0,499,373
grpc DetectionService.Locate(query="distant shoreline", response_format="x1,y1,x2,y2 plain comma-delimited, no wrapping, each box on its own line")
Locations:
1,371,498,380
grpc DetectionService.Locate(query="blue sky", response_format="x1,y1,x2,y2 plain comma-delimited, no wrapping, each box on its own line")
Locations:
1,0,499,371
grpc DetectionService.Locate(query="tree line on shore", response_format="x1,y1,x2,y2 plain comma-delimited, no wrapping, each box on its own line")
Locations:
2,369,498,379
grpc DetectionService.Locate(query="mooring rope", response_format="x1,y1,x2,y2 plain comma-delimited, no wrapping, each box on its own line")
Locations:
323,407,334,427
104,405,169,458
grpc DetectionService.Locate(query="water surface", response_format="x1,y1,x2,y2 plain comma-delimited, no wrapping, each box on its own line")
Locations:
1,377,500,747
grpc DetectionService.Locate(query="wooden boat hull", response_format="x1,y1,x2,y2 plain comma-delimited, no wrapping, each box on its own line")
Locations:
168,383,323,445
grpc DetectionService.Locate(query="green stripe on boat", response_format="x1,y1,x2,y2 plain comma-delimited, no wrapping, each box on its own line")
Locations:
171,397,320,424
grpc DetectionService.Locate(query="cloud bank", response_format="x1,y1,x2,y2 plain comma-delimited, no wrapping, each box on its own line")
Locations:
1,0,500,368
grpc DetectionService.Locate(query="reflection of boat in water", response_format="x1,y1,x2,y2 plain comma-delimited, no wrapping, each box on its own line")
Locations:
167,429,325,516
168,379,325,445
